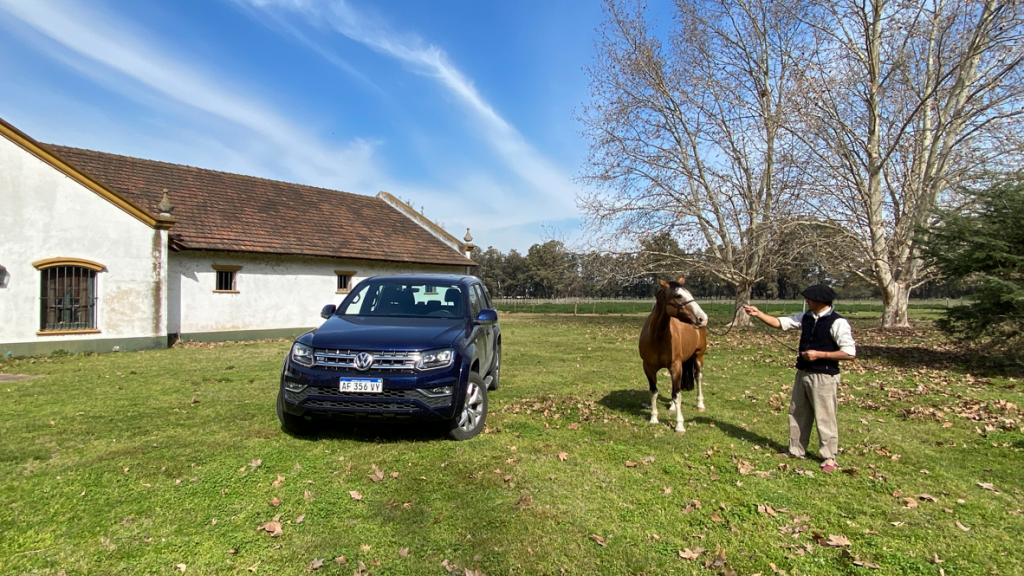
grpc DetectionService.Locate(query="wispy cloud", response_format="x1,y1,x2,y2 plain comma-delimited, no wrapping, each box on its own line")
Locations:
235,0,580,218
0,0,383,189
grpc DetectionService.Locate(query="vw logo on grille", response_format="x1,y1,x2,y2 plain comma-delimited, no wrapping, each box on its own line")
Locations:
353,352,375,371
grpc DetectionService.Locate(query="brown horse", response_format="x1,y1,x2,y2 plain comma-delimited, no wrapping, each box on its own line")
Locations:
638,278,708,433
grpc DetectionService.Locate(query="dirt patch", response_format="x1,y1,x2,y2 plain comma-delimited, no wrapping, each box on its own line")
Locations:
0,374,40,382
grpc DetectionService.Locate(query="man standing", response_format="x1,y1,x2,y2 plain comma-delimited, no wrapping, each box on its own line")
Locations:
742,284,856,473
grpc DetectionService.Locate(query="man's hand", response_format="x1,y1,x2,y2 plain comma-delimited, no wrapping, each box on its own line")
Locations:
801,349,825,361
742,305,760,316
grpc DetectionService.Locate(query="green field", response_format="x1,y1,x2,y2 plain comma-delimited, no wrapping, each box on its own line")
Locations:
493,299,963,321
1,314,1022,575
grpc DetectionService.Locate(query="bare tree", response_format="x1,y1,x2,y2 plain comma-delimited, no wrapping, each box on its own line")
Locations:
578,0,814,325
793,0,1024,327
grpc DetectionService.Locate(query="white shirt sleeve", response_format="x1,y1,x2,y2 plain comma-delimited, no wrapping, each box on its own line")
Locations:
831,318,856,356
778,312,804,331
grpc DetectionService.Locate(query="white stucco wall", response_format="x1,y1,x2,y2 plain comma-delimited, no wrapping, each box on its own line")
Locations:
169,251,466,335
0,135,168,348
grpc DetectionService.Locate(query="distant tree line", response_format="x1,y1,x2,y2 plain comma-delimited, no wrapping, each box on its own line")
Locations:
471,234,974,301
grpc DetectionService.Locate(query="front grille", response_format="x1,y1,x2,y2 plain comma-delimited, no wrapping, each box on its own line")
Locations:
306,387,451,408
305,399,419,411
314,349,418,372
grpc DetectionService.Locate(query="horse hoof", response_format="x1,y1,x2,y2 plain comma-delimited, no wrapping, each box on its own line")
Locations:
649,418,659,425
675,428,685,434
697,407,706,413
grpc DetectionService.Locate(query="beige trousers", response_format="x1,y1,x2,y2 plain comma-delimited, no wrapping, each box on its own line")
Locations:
788,370,840,461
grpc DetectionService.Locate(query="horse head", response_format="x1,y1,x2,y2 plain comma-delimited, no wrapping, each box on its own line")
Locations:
658,278,708,328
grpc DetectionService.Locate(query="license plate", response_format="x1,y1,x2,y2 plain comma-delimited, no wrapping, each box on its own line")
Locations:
339,378,383,394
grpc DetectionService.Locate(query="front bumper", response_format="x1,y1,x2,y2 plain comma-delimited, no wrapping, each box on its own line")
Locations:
280,359,465,421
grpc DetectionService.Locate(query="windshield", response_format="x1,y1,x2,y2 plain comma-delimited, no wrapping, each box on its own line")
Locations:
338,281,464,318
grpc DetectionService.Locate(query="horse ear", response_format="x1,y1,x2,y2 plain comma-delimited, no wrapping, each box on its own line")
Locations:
659,279,670,290
677,276,686,285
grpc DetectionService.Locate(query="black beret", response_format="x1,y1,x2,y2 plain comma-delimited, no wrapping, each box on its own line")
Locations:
800,284,836,304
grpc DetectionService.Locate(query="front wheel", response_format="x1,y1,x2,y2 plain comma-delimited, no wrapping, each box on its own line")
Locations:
448,373,488,440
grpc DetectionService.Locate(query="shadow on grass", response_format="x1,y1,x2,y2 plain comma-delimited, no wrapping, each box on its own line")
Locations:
688,416,788,453
280,421,451,444
597,389,788,452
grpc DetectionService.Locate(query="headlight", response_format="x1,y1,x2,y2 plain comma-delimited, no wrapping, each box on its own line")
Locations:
416,348,454,370
291,342,314,367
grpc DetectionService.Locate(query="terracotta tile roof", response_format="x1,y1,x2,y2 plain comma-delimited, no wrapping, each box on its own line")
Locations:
42,145,474,267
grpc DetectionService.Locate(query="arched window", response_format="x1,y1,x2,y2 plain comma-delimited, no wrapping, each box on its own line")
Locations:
33,258,104,333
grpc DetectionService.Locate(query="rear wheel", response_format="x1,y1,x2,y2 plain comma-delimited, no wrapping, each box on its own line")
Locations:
486,344,501,391
448,373,488,440
277,390,317,435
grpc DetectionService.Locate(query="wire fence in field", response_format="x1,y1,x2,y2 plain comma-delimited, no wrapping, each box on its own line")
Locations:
493,297,968,317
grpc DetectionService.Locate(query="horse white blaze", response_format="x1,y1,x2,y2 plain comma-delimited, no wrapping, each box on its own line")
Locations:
674,286,708,327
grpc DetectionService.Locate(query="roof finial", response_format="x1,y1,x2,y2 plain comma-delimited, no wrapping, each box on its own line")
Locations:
158,188,174,216
464,228,473,243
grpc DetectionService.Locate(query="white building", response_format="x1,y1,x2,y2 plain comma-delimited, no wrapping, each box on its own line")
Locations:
0,117,475,357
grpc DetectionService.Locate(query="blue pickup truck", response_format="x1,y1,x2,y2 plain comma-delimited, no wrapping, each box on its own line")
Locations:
277,274,501,440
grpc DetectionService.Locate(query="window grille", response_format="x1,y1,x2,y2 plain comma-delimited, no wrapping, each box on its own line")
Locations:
335,270,356,293
216,270,235,291
40,266,96,331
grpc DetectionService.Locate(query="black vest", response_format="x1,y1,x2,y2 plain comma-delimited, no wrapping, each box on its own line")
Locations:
795,309,843,375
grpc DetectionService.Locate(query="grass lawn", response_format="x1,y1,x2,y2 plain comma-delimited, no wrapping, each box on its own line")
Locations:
1,314,1022,575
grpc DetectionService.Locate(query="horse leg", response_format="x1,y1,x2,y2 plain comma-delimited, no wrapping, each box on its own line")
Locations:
695,357,706,412
670,364,685,433
644,364,659,425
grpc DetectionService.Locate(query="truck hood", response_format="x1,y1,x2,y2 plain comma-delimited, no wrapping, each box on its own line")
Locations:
309,316,465,351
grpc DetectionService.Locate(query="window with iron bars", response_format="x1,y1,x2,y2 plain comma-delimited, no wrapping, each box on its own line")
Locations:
216,270,236,291
40,266,97,331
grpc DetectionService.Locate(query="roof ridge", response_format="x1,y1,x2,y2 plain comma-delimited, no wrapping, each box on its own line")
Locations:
41,143,373,201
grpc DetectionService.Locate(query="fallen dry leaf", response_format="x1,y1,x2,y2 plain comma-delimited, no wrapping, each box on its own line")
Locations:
257,521,283,538
399,547,409,558
175,564,186,573
956,521,971,532
272,475,285,488
250,459,262,469
247,561,261,572
977,482,999,493
295,514,305,524
361,544,371,552
706,548,727,569
678,547,703,560
305,558,324,572
334,555,347,564
902,498,919,509
625,461,638,468
349,491,362,501
589,534,606,547
558,452,568,462
390,472,400,479
770,562,785,575
568,422,580,430
825,535,851,547
711,510,725,523
368,465,384,483
917,494,938,502
269,497,281,508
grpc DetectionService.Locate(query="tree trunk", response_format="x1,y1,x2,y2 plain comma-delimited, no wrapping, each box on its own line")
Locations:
731,287,753,327
880,281,911,329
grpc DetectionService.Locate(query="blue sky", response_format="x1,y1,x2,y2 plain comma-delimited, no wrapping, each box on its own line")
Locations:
0,0,617,252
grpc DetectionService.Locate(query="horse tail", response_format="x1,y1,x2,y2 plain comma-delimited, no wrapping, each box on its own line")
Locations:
681,355,695,392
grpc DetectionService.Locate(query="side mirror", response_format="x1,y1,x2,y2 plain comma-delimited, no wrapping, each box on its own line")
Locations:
476,309,498,325
321,304,337,319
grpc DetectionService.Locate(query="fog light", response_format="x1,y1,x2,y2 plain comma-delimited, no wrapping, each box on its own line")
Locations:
284,381,307,393
421,385,453,397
